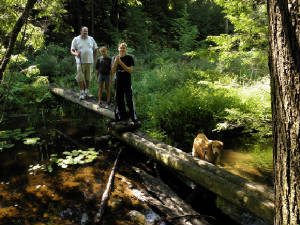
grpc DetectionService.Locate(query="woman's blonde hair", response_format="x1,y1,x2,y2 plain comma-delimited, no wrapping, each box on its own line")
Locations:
118,42,127,48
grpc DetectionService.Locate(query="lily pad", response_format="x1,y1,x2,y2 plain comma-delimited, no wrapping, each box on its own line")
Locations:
23,137,40,145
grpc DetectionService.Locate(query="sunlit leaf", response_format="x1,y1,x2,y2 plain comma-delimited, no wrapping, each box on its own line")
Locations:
23,137,40,145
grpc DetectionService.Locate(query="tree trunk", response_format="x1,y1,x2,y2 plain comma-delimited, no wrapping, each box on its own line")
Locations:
267,1,300,225
0,0,38,82
110,0,119,31
90,0,94,36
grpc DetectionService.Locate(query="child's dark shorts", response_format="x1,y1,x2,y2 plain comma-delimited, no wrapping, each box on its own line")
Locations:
98,73,110,84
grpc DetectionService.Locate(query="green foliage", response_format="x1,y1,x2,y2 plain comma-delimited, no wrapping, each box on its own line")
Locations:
49,149,99,169
34,44,75,78
187,0,226,37
0,127,36,151
212,0,268,49
204,0,268,83
21,65,40,78
134,47,271,147
0,70,53,108
119,6,151,52
188,47,269,83
23,137,40,145
249,143,273,173
171,5,199,51
7,54,29,71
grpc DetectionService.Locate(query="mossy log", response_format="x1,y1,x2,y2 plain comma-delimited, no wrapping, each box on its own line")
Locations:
49,85,115,119
112,131,274,225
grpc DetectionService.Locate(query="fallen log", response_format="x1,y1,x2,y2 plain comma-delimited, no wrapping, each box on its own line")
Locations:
133,167,210,225
216,197,268,225
94,149,122,224
49,85,115,119
112,131,274,225
108,121,141,133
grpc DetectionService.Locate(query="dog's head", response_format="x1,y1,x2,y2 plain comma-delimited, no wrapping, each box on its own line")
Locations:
211,141,223,154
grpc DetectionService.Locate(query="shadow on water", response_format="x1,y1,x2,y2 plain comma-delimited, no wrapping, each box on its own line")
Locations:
0,100,260,225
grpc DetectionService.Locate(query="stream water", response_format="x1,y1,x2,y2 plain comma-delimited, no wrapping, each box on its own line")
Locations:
0,101,272,225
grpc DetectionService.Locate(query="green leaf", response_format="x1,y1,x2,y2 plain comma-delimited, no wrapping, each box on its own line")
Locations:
23,137,40,145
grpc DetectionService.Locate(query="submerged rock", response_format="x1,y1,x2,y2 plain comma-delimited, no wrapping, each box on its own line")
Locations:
127,210,165,225
80,212,89,225
60,208,73,218
128,210,146,225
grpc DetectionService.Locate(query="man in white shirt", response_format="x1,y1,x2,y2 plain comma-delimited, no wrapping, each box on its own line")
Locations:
70,26,98,100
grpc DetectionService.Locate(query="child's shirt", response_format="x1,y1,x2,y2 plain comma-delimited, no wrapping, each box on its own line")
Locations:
96,56,112,75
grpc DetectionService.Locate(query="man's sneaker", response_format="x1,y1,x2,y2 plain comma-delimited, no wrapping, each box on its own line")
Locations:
84,89,90,98
132,119,141,127
79,93,85,100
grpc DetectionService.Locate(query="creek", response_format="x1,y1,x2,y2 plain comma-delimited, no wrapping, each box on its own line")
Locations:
0,101,272,225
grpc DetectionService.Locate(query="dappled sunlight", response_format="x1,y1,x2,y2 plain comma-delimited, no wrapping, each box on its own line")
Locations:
221,149,273,186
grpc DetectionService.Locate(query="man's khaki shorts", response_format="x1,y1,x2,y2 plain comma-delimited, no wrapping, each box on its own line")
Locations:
75,63,93,82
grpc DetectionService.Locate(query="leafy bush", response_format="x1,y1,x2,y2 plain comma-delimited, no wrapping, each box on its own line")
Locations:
134,50,271,148
0,71,53,109
35,54,58,76
34,44,75,79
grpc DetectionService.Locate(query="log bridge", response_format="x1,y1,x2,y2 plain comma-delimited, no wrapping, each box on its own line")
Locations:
50,85,274,225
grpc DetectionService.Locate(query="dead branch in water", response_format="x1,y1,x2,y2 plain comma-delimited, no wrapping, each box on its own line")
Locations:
94,148,123,224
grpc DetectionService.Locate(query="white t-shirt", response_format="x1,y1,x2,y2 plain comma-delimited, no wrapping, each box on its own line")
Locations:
71,35,98,64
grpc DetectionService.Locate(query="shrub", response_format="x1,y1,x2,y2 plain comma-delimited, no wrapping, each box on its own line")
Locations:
34,44,75,80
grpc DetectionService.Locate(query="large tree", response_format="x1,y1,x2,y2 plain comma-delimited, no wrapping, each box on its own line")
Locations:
268,1,300,225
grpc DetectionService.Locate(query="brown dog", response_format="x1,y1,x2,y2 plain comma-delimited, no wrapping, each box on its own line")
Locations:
192,133,223,164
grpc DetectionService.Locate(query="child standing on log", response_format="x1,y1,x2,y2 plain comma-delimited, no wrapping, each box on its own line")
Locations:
96,46,112,107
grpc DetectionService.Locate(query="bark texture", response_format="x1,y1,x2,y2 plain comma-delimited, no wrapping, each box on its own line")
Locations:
268,1,300,224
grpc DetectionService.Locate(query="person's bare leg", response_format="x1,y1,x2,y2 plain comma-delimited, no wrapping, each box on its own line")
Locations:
79,81,84,90
98,82,104,104
85,80,89,90
105,81,110,103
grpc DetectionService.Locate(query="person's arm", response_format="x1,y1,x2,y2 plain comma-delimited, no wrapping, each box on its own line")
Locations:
95,59,100,77
111,56,118,75
92,38,98,63
70,38,80,57
118,57,133,73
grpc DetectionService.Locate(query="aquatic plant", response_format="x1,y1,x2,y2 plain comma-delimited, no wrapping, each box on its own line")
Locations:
0,127,36,151
23,137,40,145
49,148,99,169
